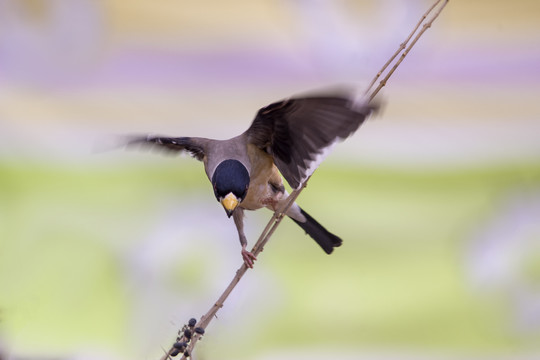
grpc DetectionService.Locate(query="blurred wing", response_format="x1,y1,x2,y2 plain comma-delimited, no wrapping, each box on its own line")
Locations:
246,95,376,188
126,135,206,161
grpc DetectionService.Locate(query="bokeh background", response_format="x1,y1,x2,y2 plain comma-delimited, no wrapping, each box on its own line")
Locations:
1,0,539,359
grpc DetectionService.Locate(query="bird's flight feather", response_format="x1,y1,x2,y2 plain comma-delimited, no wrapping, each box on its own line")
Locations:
246,95,376,188
126,135,206,161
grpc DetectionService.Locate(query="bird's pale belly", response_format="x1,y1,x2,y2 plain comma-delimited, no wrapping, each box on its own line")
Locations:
241,182,284,211
241,144,284,211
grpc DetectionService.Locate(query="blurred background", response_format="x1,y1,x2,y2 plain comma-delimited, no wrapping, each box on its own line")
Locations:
1,0,539,359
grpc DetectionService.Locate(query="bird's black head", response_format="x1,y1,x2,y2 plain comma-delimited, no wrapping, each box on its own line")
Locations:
211,159,250,218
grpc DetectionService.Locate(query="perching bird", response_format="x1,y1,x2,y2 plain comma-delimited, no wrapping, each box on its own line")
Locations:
127,92,376,268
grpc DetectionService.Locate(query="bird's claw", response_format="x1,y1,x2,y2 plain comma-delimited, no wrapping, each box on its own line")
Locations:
241,247,257,268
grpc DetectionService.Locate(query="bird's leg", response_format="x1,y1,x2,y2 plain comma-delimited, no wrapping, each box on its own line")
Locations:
232,208,257,268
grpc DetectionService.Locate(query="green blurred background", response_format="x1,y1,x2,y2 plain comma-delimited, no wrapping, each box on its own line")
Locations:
1,0,539,359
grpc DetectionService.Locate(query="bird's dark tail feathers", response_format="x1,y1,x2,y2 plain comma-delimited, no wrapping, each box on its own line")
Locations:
290,208,342,254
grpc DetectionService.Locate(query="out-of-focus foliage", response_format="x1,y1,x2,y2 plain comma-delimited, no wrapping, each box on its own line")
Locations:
1,0,539,359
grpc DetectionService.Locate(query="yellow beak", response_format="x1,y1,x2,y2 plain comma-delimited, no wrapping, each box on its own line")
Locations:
221,193,239,217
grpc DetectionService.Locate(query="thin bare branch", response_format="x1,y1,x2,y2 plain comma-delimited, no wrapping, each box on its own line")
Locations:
364,0,444,96
160,179,311,360
160,345,173,360
158,0,449,358
367,0,449,101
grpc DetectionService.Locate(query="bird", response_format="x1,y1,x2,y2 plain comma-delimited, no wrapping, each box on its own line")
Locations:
126,92,376,268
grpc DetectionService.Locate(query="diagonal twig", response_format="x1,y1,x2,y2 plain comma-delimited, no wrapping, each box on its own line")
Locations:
160,178,311,360
159,0,449,358
366,0,449,101
364,0,445,97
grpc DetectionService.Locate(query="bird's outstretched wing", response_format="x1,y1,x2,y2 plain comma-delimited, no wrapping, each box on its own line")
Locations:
126,135,206,161
246,95,376,189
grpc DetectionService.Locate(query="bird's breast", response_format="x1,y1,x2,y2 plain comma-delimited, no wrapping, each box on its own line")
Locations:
241,144,284,211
